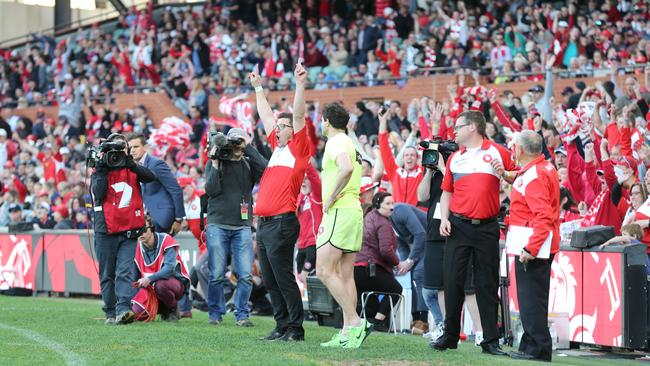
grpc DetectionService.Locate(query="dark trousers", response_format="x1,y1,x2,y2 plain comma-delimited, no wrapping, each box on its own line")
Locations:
515,255,553,362
95,232,137,317
257,213,304,333
354,265,403,317
443,215,500,344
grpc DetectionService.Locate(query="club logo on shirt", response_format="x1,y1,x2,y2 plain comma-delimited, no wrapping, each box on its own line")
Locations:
483,154,493,163
318,225,325,236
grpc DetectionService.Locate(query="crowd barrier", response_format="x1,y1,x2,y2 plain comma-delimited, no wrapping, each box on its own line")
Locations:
505,243,648,350
0,230,201,296
1,230,648,349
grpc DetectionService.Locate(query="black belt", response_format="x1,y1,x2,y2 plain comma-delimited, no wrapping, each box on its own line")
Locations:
451,212,497,225
259,212,295,222
123,228,144,239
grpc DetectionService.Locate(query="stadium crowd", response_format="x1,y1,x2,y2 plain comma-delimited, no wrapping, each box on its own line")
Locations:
2,0,650,353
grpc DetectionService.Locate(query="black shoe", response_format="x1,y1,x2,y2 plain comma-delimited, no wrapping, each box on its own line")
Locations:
261,328,285,341
279,328,305,342
368,318,389,332
429,334,459,351
165,309,180,322
481,343,508,356
509,351,536,360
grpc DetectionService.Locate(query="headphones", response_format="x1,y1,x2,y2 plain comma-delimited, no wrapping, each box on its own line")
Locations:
373,192,391,210
106,132,123,142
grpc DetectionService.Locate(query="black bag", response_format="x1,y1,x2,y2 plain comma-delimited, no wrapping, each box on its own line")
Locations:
199,194,208,231
570,225,615,248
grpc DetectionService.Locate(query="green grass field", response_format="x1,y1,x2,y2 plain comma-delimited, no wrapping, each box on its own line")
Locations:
0,296,644,366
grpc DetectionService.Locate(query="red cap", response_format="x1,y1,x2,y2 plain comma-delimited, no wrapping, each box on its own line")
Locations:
123,124,133,132
55,205,69,219
177,177,195,188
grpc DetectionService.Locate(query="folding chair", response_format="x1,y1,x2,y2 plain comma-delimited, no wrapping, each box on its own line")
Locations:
360,291,405,334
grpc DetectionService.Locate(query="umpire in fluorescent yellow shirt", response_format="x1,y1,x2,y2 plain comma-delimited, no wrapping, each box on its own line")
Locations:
316,103,371,349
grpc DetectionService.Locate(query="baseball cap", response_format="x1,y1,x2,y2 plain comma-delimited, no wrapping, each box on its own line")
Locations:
562,86,575,96
59,147,70,155
554,147,567,156
227,128,247,142
360,176,379,194
177,176,195,188
39,202,51,211
8,203,22,212
529,85,544,93
55,205,69,218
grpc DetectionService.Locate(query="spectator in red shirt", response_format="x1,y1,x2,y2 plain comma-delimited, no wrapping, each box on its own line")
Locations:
296,163,322,286
378,108,423,208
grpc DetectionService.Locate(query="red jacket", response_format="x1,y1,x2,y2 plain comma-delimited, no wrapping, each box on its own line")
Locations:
509,156,561,256
581,159,628,234
297,164,322,249
378,132,424,207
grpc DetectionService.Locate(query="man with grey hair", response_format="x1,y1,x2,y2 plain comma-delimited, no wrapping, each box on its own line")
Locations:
506,130,560,362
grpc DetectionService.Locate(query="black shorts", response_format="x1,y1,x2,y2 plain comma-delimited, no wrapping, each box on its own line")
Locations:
423,240,475,294
296,246,316,273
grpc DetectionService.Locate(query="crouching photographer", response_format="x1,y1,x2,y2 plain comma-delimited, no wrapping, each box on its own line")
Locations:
90,133,156,325
204,128,268,326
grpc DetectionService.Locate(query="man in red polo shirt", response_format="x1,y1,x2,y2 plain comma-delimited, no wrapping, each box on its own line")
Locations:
507,130,560,362
432,110,515,356
249,62,310,342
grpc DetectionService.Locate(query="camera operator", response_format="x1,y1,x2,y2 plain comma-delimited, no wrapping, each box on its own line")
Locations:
416,149,447,340
91,133,156,325
204,128,268,327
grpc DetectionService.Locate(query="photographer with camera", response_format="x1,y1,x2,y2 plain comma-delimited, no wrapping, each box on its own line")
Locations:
417,143,448,339
204,128,268,327
90,133,156,325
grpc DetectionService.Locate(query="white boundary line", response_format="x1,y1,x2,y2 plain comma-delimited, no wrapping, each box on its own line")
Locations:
0,322,85,365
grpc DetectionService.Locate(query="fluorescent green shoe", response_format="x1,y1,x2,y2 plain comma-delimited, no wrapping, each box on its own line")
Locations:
343,320,373,349
320,331,349,348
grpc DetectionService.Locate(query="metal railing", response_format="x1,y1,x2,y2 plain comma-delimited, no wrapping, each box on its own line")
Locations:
0,1,205,49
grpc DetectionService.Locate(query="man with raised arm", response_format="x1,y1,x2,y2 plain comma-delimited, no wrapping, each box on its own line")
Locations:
249,62,310,342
